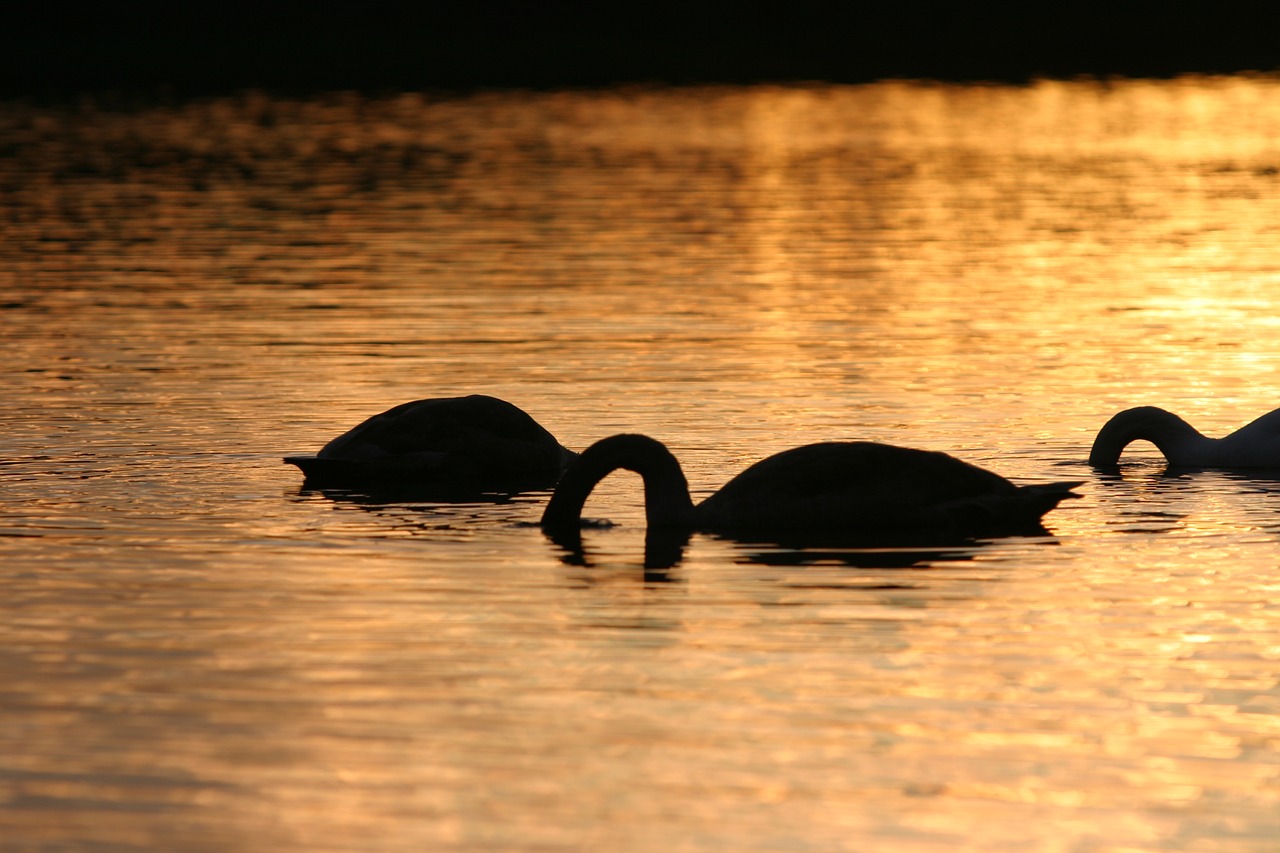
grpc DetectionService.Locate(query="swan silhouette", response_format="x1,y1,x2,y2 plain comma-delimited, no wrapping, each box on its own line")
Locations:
284,395,577,489
1090,406,1280,469
541,434,1081,540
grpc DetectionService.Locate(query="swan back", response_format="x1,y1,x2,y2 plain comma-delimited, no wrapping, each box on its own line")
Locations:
699,442,1080,536
287,395,576,488
1212,407,1280,467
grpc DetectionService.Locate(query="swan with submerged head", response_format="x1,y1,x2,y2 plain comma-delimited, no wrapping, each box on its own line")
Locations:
541,434,1081,540
1089,406,1280,469
284,395,577,489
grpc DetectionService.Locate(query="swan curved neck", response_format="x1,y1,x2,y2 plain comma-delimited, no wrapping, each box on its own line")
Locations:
541,434,697,530
1089,407,1207,467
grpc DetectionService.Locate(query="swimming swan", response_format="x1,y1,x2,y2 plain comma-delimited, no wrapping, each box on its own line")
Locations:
1089,406,1280,468
541,434,1081,539
284,395,577,489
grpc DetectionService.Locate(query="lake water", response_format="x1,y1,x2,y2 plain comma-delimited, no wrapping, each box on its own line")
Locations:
3,78,1279,851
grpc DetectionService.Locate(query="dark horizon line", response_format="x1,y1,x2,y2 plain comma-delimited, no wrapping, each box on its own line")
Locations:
4,10,1278,100
6,53,1277,102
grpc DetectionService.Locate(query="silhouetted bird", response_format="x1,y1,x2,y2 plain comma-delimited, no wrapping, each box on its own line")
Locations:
542,433,1080,542
285,395,576,489
1090,406,1280,468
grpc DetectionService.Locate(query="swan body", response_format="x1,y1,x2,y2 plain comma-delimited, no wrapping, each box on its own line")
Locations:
284,395,577,489
1089,406,1280,468
541,434,1081,540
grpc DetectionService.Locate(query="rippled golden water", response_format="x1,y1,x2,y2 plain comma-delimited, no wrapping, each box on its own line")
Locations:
3,78,1280,851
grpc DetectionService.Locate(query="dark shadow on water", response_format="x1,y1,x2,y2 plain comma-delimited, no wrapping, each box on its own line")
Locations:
715,522,1054,550
1090,462,1280,535
287,456,563,499
289,482,554,540
293,480,537,505
1092,459,1280,485
542,524,690,582
543,522,1060,573
732,542,989,571
1169,466,1280,487
722,527,1059,570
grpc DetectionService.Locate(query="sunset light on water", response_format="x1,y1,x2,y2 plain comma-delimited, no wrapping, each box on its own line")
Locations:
3,76,1280,850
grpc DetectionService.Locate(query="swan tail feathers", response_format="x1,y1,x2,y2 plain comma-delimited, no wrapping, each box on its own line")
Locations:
935,480,1082,533
1012,480,1084,523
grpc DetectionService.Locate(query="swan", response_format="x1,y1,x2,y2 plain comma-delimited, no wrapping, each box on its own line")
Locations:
1089,406,1280,468
541,434,1081,540
283,395,577,489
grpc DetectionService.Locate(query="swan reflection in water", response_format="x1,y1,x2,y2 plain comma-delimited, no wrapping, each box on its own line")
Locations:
1089,453,1280,538
541,434,1081,568
1090,406,1280,469
548,523,693,580
547,526,1022,575
289,482,554,543
732,536,1005,570
546,512,1064,574
284,395,577,493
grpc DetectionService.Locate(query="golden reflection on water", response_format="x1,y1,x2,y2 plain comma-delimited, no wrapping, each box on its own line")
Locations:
3,77,1280,850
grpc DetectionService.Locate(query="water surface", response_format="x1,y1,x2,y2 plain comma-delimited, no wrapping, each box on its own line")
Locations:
2,78,1279,851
